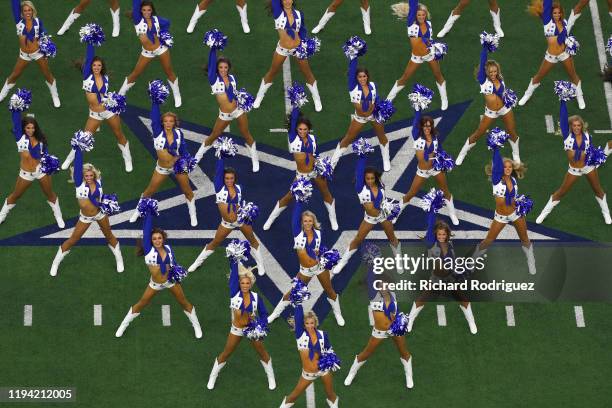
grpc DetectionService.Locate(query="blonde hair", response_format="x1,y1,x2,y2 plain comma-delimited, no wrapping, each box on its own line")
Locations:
391,2,430,20
473,60,503,81
568,115,588,132
20,1,37,18
527,0,564,18
238,263,256,285
304,310,319,328
301,210,321,230
82,163,101,180
161,112,179,127
485,158,527,180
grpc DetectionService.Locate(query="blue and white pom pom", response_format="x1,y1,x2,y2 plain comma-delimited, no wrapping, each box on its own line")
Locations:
314,156,334,181
342,35,367,60
585,146,608,167
382,198,401,222
226,239,251,263
351,137,374,157
553,80,576,101
318,350,342,372
408,83,434,111
168,264,188,284
290,177,313,203
514,194,534,217
319,247,341,271
70,130,95,152
287,82,308,108
419,188,445,214
564,35,580,56
430,40,448,60
479,31,500,52
159,30,174,48
288,278,311,306
388,312,409,336
173,154,197,174
203,29,227,50
607,35,612,57
9,88,32,112
137,197,159,218
361,242,382,265
100,193,120,215
235,88,255,112
102,92,127,114
38,34,57,58
79,23,105,46
373,99,396,124
237,201,260,225
213,136,238,158
432,149,455,172
148,79,170,104
40,154,60,174
486,127,510,150
244,317,270,341
295,36,321,60
502,88,518,109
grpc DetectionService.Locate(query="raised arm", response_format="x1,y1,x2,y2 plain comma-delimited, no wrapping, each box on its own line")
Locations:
229,259,239,296
150,101,162,136
477,47,488,85
559,100,570,140
74,147,84,186
542,0,552,24
292,200,303,237
132,0,142,24
407,0,418,26
424,209,436,248
143,212,153,254
11,111,21,141
294,304,305,338
207,47,218,85
214,156,224,193
491,148,503,186
83,43,95,79
271,0,282,18
355,155,366,193
411,109,422,139
11,0,20,24
288,106,300,144
347,58,358,91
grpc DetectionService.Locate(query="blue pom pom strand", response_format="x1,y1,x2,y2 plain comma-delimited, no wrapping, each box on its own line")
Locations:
237,201,260,225
79,23,105,46
235,88,255,112
8,88,32,112
290,177,313,203
288,278,311,306
203,29,227,50
419,188,446,214
137,197,159,218
314,156,334,181
40,154,60,174
430,40,448,61
213,136,238,158
486,127,510,151
173,154,197,174
342,35,367,60
102,92,127,114
381,198,401,222
479,31,500,52
159,30,174,48
318,350,342,372
388,312,409,336
361,242,382,265
607,35,612,57
514,194,534,218
432,149,455,172
351,137,374,157
408,83,434,111
553,80,576,101
287,82,308,108
70,130,95,152
244,317,270,341
319,248,340,271
225,239,251,263
168,264,188,284
564,35,580,56
502,88,517,109
38,34,57,58
585,146,608,167
373,99,396,124
294,37,321,60
100,193,120,215
148,79,170,105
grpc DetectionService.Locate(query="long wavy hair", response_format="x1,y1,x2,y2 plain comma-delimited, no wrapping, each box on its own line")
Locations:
20,1,37,19
418,115,438,139
473,60,504,82
136,227,167,256
527,0,564,19
301,210,321,230
21,117,47,146
485,158,527,180
266,0,297,16
391,2,430,20
363,166,384,188
216,57,232,75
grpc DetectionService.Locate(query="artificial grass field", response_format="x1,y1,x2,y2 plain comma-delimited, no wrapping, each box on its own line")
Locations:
0,1,611,407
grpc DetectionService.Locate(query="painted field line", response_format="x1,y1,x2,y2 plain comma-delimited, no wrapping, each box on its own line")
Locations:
545,115,554,134
24,305,32,326
306,383,316,408
94,304,103,326
436,305,447,326
270,128,288,133
162,305,171,327
594,129,612,134
574,305,585,328
589,0,612,128
505,305,515,327
282,58,292,115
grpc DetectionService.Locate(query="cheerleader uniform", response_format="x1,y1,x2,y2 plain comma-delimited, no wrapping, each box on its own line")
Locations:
0,110,64,227
207,257,276,390
0,0,60,106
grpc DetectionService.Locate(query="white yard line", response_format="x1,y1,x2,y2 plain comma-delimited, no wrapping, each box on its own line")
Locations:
24,305,32,326
306,383,316,408
270,128,288,133
505,305,515,327
282,58,292,115
574,305,585,328
162,305,171,326
594,129,612,134
589,0,612,128
545,115,555,134
436,305,447,326
94,304,103,326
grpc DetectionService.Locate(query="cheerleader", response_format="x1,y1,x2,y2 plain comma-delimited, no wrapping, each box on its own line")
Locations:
518,0,585,109
193,30,260,173
57,0,121,37
128,81,198,226
115,199,203,339
455,33,521,166
405,192,477,334
471,129,536,275
253,0,323,112
49,138,124,277
60,28,133,173
266,200,345,326
206,240,276,390
395,85,459,225
536,84,610,225
311,0,372,36
437,0,504,38
187,0,250,34
386,1,448,111
330,37,392,172
0,0,60,108
332,139,403,276
0,91,64,228
279,303,340,408
187,141,266,273
118,0,182,108
262,88,338,231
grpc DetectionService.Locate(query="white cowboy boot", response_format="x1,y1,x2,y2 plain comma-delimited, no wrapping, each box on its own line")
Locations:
260,358,277,390
194,144,212,163
184,306,203,338
392,201,410,225
437,12,460,38
110,8,121,37
312,8,335,34
253,79,273,109
332,248,356,275
386,81,405,102
575,81,586,110
118,77,135,96
47,198,65,228
390,242,404,274
188,247,214,272
566,9,581,33
361,7,372,35
595,194,612,224
407,302,424,333
444,196,459,226
326,397,339,408
460,303,478,334
436,81,448,111
118,142,133,173
267,299,290,324
248,141,260,172
236,4,250,33
522,244,537,275
455,138,476,166
327,295,345,326
61,149,76,170
324,200,339,231
186,197,197,227
187,4,206,33
251,246,266,276
115,307,140,337
518,78,540,106
279,397,294,408
168,78,182,108
380,142,391,172
50,246,70,277
490,9,504,37
57,9,80,35
344,356,366,386
400,356,414,389
0,199,16,224
508,137,521,164
536,196,560,224
331,143,348,169
46,80,61,108
207,358,226,389
0,81,15,102
108,242,124,273
306,81,323,112
263,201,287,230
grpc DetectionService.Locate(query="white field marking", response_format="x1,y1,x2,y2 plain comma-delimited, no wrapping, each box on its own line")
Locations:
505,305,515,327
282,58,292,115
94,304,103,326
306,383,315,408
436,305,447,326
270,128,288,133
589,0,612,128
545,115,555,134
162,305,171,326
24,305,32,326
594,129,612,134
574,305,585,328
